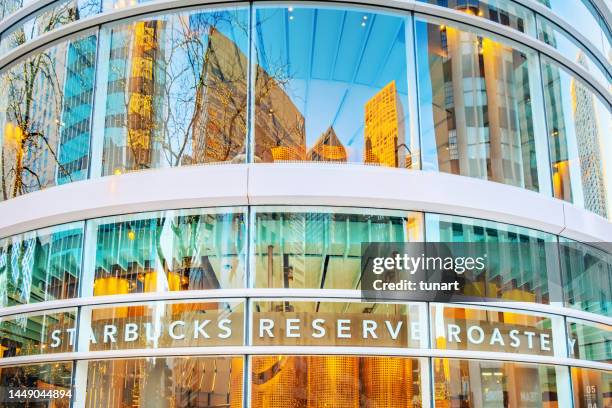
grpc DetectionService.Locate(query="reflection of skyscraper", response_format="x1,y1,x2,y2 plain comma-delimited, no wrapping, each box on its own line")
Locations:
254,69,306,162
571,52,607,218
57,35,98,184
192,27,248,163
364,81,406,168
191,28,306,164
427,25,530,187
306,127,347,162
126,21,161,169
103,19,164,175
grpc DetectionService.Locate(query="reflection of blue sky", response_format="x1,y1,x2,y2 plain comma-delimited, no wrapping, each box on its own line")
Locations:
541,0,608,55
256,7,409,158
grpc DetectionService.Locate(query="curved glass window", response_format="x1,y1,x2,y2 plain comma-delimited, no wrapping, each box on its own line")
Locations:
536,15,611,92
251,356,424,407
83,208,246,296
253,5,418,168
0,0,35,21
251,299,427,348
567,318,611,363
415,17,549,193
80,299,244,351
0,222,84,307
82,356,243,408
431,304,563,356
95,7,249,176
559,240,612,317
541,57,612,220
422,0,536,36
534,0,611,60
0,0,101,56
433,359,571,407
253,207,423,289
571,367,612,408
0,308,76,358
0,33,97,200
425,214,560,303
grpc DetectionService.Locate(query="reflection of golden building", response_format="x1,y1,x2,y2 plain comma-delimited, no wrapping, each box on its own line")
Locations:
192,28,248,163
306,126,347,162
191,28,306,163
126,21,162,169
364,80,406,168
254,73,306,162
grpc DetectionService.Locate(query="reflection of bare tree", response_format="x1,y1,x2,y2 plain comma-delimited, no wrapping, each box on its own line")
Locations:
2,0,99,51
1,50,64,199
105,11,253,173
1,1,97,200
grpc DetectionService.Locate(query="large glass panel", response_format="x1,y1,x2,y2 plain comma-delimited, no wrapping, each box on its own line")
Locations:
0,33,97,200
571,367,612,408
416,17,549,193
83,356,243,407
0,308,76,358
252,299,427,348
80,299,244,351
559,240,612,316
0,0,35,21
425,214,560,303
0,222,84,307
0,361,73,407
567,318,611,363
253,207,423,289
84,208,246,296
541,57,612,220
0,0,101,56
534,0,611,60
251,356,424,407
97,7,248,176
536,15,611,92
422,0,536,36
431,304,563,356
433,359,568,407
253,5,419,168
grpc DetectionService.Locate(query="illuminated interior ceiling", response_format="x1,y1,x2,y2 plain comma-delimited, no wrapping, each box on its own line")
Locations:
255,8,408,145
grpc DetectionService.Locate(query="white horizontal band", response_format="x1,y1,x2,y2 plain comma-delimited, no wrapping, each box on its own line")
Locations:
0,0,609,105
0,346,609,372
0,288,610,326
0,164,609,242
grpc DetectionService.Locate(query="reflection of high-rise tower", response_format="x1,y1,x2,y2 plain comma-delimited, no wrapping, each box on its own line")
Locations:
126,21,162,169
254,70,306,162
192,28,248,163
191,29,306,164
306,126,347,162
57,35,98,184
572,52,608,218
428,24,529,187
102,20,164,175
364,81,406,168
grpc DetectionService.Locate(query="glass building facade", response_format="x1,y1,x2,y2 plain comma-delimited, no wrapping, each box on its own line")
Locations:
0,0,610,407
